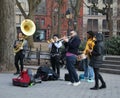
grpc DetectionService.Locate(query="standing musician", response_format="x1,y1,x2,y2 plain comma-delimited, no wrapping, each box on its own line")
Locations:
79,31,96,82
13,32,28,75
49,34,62,78
63,30,81,86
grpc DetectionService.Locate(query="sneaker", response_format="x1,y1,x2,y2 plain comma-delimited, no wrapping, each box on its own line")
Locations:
73,81,81,86
87,79,94,82
67,82,73,85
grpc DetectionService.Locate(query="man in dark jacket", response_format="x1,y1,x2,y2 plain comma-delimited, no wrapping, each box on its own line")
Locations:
63,30,81,86
89,32,106,90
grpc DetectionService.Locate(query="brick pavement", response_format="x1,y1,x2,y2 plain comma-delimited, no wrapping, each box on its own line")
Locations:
0,68,120,98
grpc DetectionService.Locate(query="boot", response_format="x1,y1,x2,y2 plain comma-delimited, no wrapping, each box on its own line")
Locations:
99,83,106,89
90,86,99,90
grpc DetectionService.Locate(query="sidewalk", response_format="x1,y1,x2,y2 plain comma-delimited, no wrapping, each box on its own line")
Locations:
0,68,120,98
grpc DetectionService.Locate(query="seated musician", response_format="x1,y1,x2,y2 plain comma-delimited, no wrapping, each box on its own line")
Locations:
13,32,28,75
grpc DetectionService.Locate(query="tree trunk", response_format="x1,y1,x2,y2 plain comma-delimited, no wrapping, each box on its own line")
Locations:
27,12,35,48
0,0,16,71
107,5,113,37
57,0,62,36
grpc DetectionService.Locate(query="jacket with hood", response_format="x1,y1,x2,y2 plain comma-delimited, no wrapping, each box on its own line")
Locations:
89,33,104,68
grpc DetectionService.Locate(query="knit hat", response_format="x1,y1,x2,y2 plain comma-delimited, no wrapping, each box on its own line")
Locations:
53,34,59,38
87,31,95,37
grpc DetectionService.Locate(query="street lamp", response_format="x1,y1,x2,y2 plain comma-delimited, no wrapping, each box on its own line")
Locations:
47,25,50,40
66,9,73,35
73,19,77,30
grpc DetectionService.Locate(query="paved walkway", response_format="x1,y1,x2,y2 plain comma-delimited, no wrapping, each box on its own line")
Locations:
0,68,120,98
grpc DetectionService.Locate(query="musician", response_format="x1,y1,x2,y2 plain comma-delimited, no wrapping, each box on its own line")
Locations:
49,34,62,78
80,31,96,82
63,30,81,86
13,32,28,75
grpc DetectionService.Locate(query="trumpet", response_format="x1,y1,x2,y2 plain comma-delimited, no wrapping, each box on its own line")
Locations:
47,36,71,44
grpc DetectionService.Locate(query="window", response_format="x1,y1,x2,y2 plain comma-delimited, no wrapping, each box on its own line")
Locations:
102,20,108,30
117,20,120,33
87,19,98,32
34,30,46,42
117,32,120,35
40,19,45,26
103,0,113,4
117,1,120,16
88,7,98,15
15,15,21,24
35,18,40,29
88,0,98,4
102,32,109,38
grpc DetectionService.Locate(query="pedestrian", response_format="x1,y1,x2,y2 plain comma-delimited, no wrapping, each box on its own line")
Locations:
63,30,81,86
89,32,106,90
49,34,62,78
13,32,28,75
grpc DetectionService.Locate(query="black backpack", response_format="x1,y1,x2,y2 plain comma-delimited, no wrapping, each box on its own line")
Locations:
34,66,59,81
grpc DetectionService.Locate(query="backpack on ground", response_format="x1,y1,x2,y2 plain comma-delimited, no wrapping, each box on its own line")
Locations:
34,66,59,81
64,73,70,81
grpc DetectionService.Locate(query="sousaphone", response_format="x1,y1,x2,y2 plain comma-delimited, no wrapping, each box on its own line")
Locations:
21,19,36,36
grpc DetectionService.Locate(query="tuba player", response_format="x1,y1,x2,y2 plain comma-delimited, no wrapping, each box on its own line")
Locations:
13,32,28,75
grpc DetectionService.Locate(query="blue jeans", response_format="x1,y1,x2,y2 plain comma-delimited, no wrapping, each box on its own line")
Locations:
66,55,79,83
80,58,94,79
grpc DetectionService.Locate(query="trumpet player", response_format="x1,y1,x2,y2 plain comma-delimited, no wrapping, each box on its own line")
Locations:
63,30,81,86
13,32,28,75
49,34,62,78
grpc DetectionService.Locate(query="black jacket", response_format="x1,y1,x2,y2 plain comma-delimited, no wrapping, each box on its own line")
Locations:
89,33,104,68
64,35,81,55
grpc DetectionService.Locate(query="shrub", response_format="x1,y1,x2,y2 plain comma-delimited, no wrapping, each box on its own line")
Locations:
105,36,120,55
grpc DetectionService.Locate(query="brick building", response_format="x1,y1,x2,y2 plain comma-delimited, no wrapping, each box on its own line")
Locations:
34,0,83,41
15,0,83,41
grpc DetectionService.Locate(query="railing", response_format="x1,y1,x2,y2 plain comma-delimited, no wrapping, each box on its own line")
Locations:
24,46,50,66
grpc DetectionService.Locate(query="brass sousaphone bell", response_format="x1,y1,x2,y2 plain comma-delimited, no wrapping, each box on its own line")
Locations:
14,19,36,53
21,19,36,36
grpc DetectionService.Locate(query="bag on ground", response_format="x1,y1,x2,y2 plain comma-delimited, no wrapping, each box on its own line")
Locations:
12,69,31,87
34,66,59,81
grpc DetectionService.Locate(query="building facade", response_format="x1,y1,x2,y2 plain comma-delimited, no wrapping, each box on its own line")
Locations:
83,0,120,38
15,0,83,42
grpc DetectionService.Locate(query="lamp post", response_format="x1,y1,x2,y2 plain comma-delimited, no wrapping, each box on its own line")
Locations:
66,9,73,36
73,19,77,31
47,25,50,40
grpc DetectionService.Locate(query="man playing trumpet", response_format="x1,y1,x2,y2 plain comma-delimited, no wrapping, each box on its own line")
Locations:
63,30,81,86
49,34,62,78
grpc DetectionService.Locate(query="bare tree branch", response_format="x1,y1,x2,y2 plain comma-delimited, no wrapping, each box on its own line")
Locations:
16,0,28,18
69,0,75,10
32,0,42,11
